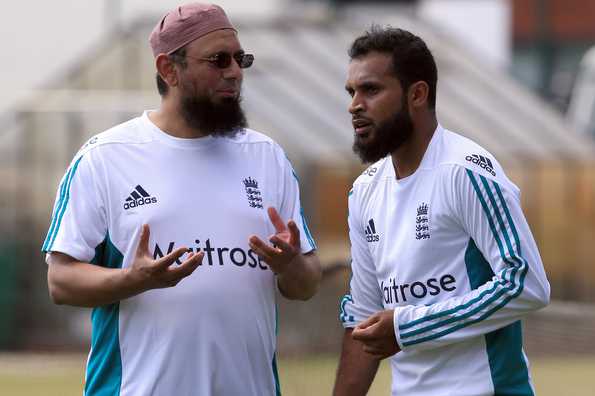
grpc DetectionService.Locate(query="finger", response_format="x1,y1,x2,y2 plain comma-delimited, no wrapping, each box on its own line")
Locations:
356,314,381,331
167,251,204,280
249,235,266,247
136,224,150,257
287,220,301,248
267,207,287,233
249,242,274,263
250,236,281,257
268,235,293,253
166,252,200,281
352,328,373,342
352,321,381,341
156,246,189,269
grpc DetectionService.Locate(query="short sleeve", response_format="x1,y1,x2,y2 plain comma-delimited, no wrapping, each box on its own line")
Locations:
275,146,317,253
42,152,107,262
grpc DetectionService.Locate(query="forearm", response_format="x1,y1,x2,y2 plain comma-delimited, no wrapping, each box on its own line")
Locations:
333,329,380,396
394,271,549,351
47,254,142,307
277,252,322,301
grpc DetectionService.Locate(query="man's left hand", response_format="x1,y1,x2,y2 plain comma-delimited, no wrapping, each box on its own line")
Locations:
249,207,300,275
351,310,401,359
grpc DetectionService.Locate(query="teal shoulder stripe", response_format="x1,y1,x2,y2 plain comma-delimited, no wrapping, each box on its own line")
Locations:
300,207,317,250
478,174,527,276
285,154,299,183
42,158,78,251
42,176,69,251
85,235,123,396
493,181,522,254
285,159,316,250
43,155,84,251
484,176,528,298
468,171,510,265
398,170,528,343
479,175,521,267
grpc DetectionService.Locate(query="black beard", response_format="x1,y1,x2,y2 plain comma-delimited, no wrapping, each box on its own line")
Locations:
180,93,248,138
352,103,414,164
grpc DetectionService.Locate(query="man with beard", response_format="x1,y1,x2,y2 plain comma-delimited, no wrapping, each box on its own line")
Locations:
334,26,550,396
42,3,321,395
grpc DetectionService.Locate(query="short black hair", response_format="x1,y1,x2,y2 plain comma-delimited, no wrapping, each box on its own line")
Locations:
156,47,188,96
349,25,438,109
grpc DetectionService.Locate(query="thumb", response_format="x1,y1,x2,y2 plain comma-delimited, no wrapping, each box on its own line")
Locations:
136,224,150,257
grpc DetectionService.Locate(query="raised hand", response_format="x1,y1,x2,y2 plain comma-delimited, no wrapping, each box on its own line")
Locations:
129,224,203,291
248,207,301,275
351,310,401,359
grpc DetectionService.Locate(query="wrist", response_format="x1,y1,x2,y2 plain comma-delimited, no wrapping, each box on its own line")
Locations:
122,266,147,296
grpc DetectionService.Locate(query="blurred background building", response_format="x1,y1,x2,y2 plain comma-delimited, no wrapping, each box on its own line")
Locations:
1,0,594,369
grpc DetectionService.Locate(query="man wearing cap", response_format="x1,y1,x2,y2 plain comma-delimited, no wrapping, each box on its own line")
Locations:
43,3,321,395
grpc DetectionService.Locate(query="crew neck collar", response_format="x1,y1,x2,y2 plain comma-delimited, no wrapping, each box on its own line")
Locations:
141,110,219,149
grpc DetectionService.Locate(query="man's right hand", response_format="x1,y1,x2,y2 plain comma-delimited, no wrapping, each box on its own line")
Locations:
127,224,203,292
47,224,203,307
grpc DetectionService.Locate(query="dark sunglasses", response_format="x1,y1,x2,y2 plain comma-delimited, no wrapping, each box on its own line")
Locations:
187,52,255,69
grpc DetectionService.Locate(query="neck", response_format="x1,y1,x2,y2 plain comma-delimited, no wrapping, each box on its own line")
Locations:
391,115,438,179
149,98,209,139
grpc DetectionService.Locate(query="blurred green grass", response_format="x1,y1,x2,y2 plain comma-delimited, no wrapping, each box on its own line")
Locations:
1,353,594,395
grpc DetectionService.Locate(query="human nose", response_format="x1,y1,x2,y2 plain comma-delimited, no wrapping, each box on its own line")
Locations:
349,93,365,115
223,59,242,80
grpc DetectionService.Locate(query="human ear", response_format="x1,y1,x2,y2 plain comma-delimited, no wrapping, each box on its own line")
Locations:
156,54,179,88
409,81,429,108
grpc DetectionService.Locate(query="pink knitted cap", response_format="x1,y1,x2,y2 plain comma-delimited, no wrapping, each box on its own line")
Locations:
149,3,236,57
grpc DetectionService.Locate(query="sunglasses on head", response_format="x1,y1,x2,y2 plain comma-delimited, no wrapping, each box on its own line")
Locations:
186,52,255,69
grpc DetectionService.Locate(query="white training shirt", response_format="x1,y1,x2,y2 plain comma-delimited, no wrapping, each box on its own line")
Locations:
42,111,316,396
340,125,550,396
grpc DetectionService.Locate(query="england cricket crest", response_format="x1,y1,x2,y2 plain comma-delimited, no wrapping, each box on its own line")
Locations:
243,177,263,209
415,202,430,240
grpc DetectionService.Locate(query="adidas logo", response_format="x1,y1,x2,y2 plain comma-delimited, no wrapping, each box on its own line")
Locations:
123,185,158,210
364,219,380,243
465,154,496,176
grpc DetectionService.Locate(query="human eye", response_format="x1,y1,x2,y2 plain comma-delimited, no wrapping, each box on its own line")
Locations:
363,84,380,95
211,52,226,60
